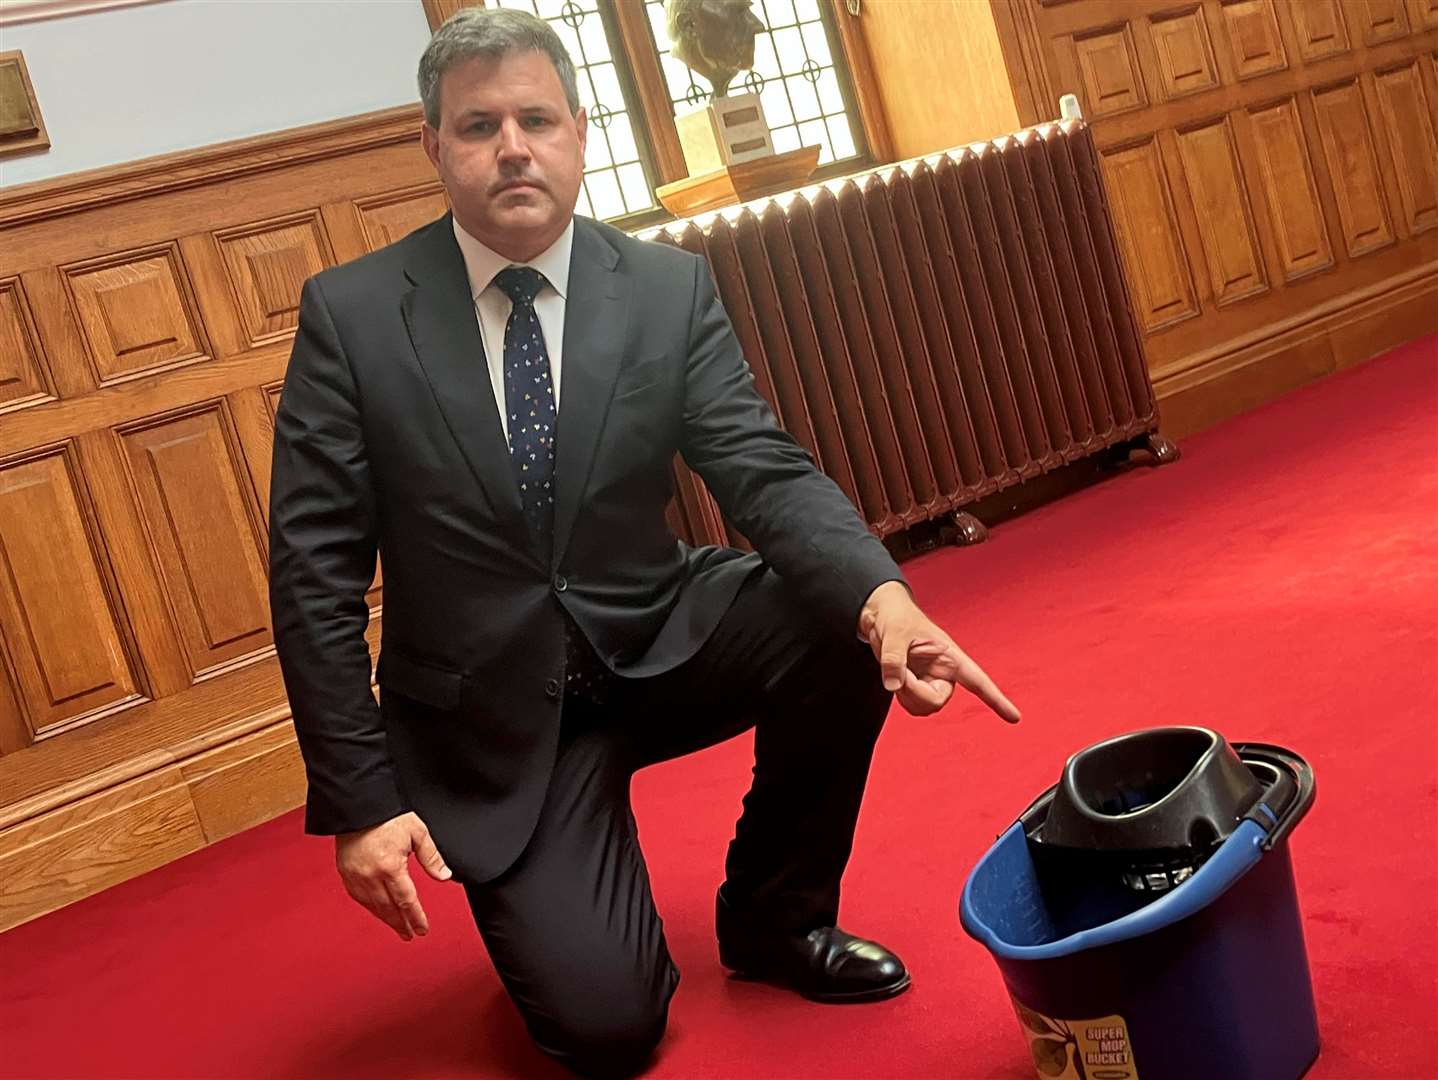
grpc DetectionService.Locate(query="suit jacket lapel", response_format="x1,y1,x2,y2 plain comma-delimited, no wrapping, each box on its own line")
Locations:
553,218,630,569
400,215,528,541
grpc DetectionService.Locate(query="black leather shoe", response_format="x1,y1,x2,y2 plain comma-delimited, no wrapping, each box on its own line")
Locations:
716,890,911,1004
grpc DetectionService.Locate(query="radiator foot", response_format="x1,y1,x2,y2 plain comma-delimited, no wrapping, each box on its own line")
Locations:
944,511,989,546
1143,432,1181,465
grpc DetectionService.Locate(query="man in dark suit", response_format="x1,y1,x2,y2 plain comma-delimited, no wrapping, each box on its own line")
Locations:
269,8,1019,1077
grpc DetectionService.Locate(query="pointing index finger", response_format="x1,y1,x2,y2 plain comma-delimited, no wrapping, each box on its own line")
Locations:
956,655,1021,723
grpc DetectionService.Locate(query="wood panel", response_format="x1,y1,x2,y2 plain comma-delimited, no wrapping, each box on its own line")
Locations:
1372,61,1438,234
0,276,54,413
354,182,449,251
60,243,210,386
1247,97,1335,280
1099,137,1199,330
1409,0,1438,29
1312,79,1397,256
855,0,1022,157
1174,116,1268,304
1148,6,1221,99
0,444,144,742
1219,0,1289,79
214,212,333,348
1073,22,1149,117
1352,0,1411,45
116,403,273,681
1291,0,1352,63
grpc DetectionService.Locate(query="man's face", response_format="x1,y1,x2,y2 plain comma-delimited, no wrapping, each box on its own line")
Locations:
422,50,587,262
693,0,764,70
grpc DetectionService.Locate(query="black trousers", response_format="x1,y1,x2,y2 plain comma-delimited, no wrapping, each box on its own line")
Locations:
462,569,893,1077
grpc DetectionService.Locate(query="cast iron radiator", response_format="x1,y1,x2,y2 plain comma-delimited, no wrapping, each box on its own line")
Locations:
644,118,1176,551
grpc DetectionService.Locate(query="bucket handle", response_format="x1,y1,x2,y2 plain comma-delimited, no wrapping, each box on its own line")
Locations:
1235,742,1316,850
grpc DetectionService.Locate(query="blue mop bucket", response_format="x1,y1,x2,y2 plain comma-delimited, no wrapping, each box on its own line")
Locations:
961,727,1318,1080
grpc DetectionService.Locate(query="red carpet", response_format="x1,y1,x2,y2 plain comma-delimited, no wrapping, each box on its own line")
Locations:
3,337,1435,1080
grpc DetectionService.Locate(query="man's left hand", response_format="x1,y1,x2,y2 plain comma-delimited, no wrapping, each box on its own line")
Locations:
859,581,1021,722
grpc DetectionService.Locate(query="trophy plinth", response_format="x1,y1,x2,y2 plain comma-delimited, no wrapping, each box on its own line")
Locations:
674,92,773,175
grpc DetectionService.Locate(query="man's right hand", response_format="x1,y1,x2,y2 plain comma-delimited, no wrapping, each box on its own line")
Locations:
335,811,453,941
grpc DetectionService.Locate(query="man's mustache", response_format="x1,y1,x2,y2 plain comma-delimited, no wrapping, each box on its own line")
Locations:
491,175,548,195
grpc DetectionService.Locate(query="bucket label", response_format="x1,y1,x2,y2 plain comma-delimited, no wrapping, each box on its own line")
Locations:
1011,999,1140,1080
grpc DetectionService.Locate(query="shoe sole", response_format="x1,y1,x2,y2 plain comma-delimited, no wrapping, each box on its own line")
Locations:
725,968,913,1004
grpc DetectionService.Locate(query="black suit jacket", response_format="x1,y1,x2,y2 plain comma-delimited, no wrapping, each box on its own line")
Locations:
269,213,903,883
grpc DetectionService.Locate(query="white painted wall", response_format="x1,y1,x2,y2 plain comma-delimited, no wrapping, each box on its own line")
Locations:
0,0,433,188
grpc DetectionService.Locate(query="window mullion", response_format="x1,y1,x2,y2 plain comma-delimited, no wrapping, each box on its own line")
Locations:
826,0,894,164
603,0,687,185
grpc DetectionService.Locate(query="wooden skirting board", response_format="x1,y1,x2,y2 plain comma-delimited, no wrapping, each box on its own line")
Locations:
0,706,307,932
1156,259,1438,438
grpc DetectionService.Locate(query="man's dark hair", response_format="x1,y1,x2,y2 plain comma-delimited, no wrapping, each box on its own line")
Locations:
418,8,581,128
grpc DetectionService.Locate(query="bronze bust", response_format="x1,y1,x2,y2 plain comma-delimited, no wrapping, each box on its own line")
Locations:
665,0,765,100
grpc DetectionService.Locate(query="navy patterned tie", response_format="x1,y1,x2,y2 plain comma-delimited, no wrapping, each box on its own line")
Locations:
494,266,609,701
495,266,557,545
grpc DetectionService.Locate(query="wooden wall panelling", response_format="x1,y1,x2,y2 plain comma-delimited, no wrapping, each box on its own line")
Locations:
1408,0,1438,30
1244,96,1336,281
72,427,191,702
1173,114,1269,305
1218,0,1289,80
214,211,335,350
58,243,212,388
0,649,26,755
988,0,1053,128
0,107,441,929
0,652,300,811
1072,21,1149,118
988,0,1438,434
855,0,1022,158
175,233,249,361
0,345,291,464
0,275,55,413
1097,136,1200,331
353,182,449,252
1371,61,1438,235
0,442,146,744
1429,51,1438,127
18,268,103,400
1310,78,1397,256
317,202,372,268
1351,62,1416,244
229,385,280,528
115,402,273,683
1349,0,1411,45
1291,0,1353,63
1148,6,1221,100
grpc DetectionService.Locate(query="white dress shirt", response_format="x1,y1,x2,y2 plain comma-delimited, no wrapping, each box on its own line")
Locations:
452,217,574,442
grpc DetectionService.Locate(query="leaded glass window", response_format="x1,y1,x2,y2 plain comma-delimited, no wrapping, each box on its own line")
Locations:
644,0,859,165
493,0,657,220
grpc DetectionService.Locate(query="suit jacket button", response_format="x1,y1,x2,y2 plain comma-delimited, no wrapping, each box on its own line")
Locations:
553,574,568,593
544,678,560,699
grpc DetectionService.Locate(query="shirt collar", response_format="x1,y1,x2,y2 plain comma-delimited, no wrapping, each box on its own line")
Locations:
452,215,574,301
